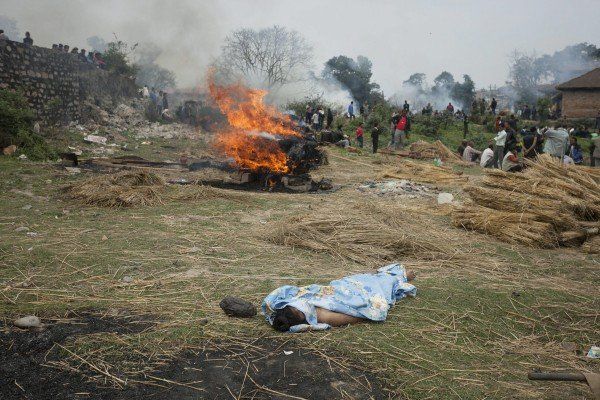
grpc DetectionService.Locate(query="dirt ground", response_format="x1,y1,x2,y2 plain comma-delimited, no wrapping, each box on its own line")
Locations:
1,130,598,399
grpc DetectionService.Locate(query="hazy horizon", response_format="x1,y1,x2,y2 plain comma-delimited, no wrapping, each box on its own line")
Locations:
2,0,599,96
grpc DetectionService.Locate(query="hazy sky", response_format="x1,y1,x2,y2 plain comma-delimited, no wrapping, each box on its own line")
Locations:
3,0,600,95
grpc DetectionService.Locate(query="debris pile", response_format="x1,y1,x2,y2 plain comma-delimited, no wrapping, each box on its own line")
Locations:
64,171,165,207
383,159,468,185
453,154,600,248
358,180,433,198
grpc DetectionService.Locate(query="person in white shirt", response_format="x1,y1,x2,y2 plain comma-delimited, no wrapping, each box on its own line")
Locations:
480,144,494,168
493,123,507,168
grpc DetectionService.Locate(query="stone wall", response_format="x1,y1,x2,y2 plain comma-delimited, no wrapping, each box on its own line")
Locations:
0,40,138,122
561,90,600,118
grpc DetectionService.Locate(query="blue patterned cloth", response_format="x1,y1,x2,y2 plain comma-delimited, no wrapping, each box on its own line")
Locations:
262,263,417,332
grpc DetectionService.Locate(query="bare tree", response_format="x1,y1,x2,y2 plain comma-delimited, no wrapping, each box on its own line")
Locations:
215,25,313,88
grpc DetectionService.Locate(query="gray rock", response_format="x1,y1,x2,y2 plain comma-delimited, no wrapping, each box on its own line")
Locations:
13,315,41,329
15,226,29,232
22,204,32,210
219,296,257,318
121,276,133,283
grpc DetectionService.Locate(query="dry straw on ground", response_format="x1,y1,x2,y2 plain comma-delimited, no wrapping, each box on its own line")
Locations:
64,171,166,207
453,154,600,248
383,158,469,185
65,170,252,207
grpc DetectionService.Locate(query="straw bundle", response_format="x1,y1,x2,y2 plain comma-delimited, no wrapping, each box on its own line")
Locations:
453,205,558,247
383,159,469,185
172,184,252,202
65,171,165,207
453,154,600,248
409,140,464,163
269,209,450,264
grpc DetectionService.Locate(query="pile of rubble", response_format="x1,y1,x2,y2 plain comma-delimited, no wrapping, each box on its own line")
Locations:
357,180,435,199
76,99,198,140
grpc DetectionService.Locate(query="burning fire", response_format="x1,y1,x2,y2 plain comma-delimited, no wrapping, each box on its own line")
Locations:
208,75,300,174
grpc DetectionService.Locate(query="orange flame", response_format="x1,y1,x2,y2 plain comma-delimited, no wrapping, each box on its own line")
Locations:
208,75,299,174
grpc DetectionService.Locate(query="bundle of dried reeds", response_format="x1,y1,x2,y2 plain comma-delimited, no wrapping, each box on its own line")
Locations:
268,207,452,264
452,205,559,248
454,154,599,248
65,171,165,207
409,140,466,163
383,159,469,185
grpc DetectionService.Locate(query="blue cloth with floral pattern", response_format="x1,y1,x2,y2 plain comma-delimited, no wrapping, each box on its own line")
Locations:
262,263,417,333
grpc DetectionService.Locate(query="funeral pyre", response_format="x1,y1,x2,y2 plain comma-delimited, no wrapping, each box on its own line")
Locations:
207,77,324,190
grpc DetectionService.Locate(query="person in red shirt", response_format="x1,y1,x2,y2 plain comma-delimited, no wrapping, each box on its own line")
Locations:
356,123,364,148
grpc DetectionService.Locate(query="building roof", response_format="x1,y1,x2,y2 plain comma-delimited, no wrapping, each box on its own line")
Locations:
556,67,600,90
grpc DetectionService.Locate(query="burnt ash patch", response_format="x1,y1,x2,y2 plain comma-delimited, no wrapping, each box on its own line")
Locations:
1,317,389,400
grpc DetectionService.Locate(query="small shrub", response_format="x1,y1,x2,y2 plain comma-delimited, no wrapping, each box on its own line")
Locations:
0,89,56,160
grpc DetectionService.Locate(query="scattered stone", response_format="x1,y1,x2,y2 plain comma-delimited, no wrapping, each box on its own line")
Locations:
199,318,209,325
437,192,454,205
511,291,521,297
101,235,108,241
18,154,28,160
3,144,17,155
84,134,108,145
15,226,29,232
121,276,133,283
219,296,257,318
65,167,81,174
33,122,41,134
13,315,41,329
22,204,32,210
561,341,579,354
26,232,38,237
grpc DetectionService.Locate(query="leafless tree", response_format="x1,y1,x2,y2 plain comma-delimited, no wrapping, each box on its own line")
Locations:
215,25,313,88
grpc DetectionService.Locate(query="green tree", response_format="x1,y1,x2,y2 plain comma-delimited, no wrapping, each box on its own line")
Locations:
451,75,476,111
403,73,427,88
103,40,139,76
323,55,382,104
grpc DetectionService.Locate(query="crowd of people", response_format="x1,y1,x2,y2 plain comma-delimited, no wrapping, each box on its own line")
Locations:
0,30,108,69
456,118,598,172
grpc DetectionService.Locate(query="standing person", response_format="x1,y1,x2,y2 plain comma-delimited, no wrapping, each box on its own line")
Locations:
326,108,333,129
23,32,33,46
149,87,158,109
403,100,410,112
480,144,495,168
348,101,355,119
479,98,486,115
311,111,320,130
371,122,380,154
394,110,410,150
490,98,497,115
355,123,364,148
162,91,169,111
508,114,518,130
522,127,540,159
305,106,313,125
388,112,399,148
531,106,537,120
569,137,584,164
359,103,365,116
78,49,88,62
446,102,454,113
542,127,569,159
591,133,600,167
318,107,325,130
64,45,70,53
463,113,469,138
493,123,507,168
0,30,7,41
